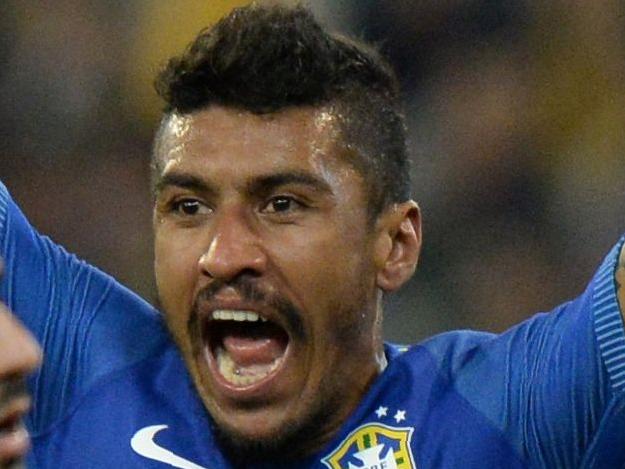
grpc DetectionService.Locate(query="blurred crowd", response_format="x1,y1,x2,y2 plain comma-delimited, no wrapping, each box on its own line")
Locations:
1,0,624,342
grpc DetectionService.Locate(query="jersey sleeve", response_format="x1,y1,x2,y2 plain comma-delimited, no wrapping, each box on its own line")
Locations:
0,181,168,435
439,236,625,467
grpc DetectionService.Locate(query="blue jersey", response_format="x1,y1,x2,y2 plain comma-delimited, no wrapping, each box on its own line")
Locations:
1,180,625,468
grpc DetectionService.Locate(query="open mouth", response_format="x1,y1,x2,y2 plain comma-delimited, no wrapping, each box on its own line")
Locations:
203,310,290,389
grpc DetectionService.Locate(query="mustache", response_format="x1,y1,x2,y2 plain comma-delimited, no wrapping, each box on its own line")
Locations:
0,375,28,411
190,277,305,340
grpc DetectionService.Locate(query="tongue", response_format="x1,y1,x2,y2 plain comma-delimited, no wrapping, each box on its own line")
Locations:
222,322,288,367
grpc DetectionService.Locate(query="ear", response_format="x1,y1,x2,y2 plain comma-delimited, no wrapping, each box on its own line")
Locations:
374,201,422,292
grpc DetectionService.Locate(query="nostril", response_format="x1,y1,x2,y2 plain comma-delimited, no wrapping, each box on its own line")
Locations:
239,268,262,279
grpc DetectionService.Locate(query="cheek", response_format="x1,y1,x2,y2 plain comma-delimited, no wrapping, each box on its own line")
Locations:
154,228,202,315
270,226,374,319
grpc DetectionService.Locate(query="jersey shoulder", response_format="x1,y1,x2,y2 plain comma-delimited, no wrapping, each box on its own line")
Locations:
387,329,495,378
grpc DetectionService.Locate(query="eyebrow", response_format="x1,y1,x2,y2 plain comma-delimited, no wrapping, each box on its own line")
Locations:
155,170,333,198
247,171,333,196
155,172,217,197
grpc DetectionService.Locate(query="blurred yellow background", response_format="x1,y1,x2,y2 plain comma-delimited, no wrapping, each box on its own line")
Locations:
124,0,249,121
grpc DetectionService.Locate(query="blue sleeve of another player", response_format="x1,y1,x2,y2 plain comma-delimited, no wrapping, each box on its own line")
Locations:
439,237,625,467
0,181,168,434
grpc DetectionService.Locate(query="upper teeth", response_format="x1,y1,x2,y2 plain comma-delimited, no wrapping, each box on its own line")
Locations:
211,310,268,322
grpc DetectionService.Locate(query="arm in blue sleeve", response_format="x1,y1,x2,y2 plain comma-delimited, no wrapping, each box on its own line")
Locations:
0,181,168,434
430,237,625,467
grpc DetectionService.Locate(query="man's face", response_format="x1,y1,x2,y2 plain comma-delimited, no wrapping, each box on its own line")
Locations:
0,303,41,463
153,106,387,457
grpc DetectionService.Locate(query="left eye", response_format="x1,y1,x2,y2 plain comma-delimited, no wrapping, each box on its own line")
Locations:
171,199,210,216
263,196,300,214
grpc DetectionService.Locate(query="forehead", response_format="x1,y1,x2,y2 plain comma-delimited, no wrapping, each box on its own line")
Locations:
155,106,348,178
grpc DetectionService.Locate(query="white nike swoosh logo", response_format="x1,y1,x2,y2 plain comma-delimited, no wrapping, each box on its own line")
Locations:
131,425,209,469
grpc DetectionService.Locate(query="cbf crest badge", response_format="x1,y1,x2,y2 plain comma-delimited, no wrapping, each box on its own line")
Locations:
322,423,416,469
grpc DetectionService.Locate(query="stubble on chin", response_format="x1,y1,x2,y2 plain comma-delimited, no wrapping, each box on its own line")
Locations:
210,379,344,466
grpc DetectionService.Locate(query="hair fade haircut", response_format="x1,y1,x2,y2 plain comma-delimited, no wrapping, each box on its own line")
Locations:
154,3,411,217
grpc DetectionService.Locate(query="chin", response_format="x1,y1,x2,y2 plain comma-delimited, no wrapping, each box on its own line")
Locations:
211,408,327,464
200,373,344,464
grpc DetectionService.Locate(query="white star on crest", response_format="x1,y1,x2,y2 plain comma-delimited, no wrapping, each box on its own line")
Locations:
375,406,388,418
393,409,406,423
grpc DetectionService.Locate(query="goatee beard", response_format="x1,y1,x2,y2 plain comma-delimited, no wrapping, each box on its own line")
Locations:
211,387,343,467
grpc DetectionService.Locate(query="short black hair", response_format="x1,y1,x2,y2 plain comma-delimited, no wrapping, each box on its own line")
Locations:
154,3,411,217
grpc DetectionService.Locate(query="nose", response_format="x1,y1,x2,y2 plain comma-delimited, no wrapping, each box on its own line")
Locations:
0,305,42,378
198,208,267,282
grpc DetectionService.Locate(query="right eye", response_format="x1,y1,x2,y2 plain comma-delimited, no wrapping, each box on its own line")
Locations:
171,199,211,216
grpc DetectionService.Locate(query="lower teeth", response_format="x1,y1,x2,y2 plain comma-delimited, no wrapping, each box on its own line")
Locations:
215,349,281,386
